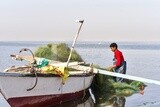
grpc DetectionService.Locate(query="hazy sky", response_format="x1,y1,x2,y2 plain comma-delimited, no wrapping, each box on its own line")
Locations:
1,0,160,41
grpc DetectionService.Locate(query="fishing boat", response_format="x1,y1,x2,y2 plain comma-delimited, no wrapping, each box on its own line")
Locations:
0,63,94,107
0,19,95,107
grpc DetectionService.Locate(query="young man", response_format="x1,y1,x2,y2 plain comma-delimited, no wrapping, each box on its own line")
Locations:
108,43,126,82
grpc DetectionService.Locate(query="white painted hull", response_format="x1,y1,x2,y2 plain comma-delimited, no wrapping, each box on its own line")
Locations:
0,72,94,107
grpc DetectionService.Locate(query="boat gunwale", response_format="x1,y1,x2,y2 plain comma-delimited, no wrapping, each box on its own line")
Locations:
0,72,95,77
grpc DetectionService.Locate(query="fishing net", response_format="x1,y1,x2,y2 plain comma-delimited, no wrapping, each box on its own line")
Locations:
92,73,146,106
34,43,83,84
34,43,83,62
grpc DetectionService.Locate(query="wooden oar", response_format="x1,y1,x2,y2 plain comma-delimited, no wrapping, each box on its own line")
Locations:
66,64,160,86
93,69,160,86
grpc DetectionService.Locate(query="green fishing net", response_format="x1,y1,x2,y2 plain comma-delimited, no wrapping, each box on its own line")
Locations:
34,43,83,62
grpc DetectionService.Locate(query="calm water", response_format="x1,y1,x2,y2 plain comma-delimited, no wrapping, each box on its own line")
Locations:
1,41,160,107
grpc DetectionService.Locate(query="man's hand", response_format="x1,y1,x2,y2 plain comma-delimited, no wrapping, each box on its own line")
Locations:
106,67,113,71
106,65,116,71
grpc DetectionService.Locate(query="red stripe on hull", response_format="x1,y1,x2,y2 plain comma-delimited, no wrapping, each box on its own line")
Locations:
7,90,88,107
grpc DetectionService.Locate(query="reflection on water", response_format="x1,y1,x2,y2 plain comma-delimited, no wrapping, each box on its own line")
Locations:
93,89,126,107
111,97,126,107
95,96,126,107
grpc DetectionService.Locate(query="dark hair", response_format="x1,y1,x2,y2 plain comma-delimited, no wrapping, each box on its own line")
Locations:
110,43,118,49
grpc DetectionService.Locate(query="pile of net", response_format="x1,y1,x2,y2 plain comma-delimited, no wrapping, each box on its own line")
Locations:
92,73,146,106
34,43,85,83
34,43,83,62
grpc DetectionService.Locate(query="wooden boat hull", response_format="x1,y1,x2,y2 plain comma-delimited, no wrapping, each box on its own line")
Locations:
8,90,86,107
0,72,94,107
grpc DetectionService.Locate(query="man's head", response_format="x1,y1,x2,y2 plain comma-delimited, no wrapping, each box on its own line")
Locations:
110,43,118,52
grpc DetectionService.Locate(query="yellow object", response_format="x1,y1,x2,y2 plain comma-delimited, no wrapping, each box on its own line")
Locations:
41,65,69,84
41,65,54,73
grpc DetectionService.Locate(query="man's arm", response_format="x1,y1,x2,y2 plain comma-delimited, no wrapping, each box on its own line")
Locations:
107,52,122,70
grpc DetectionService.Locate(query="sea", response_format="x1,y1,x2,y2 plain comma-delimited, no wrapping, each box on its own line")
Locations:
0,41,160,107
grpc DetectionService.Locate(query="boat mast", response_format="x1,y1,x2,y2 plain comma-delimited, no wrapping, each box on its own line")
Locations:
66,20,84,67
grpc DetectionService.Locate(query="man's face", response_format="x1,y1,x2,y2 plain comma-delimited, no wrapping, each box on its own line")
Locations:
110,47,116,52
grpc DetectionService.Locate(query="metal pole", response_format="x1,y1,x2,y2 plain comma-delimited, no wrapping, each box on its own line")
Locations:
66,20,84,67
94,69,160,86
